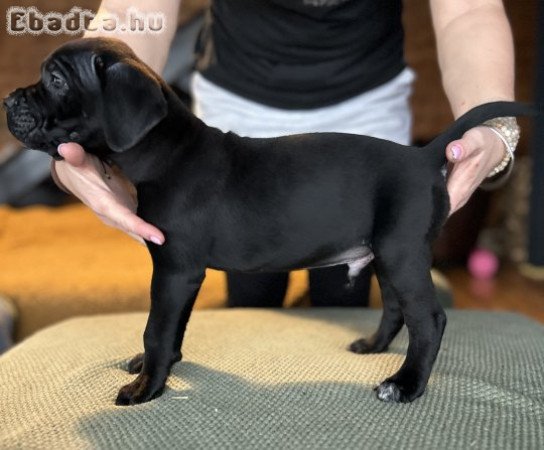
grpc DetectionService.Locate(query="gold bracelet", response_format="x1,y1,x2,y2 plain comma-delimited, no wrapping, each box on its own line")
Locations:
483,117,520,178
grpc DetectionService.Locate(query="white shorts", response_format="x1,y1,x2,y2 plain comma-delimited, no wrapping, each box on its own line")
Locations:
191,68,415,144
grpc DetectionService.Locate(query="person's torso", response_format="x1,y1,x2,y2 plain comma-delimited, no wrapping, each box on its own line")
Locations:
195,0,405,109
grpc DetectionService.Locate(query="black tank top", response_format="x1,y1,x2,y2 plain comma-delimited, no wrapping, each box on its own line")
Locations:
195,0,405,110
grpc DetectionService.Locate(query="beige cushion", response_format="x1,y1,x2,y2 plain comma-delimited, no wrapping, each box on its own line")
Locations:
0,309,543,448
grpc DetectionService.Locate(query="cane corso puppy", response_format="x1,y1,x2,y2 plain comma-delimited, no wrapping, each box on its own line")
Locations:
3,37,533,405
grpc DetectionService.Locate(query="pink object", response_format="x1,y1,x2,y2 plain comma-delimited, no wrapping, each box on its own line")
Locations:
468,248,499,280
450,144,462,161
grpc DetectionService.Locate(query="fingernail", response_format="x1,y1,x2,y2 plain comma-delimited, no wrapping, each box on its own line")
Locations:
450,145,462,161
149,235,163,245
57,144,67,156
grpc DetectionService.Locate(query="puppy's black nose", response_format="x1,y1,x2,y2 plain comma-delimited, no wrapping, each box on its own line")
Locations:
2,95,16,110
3,88,25,110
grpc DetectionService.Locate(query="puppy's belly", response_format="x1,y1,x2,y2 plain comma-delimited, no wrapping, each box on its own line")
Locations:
304,245,373,270
305,245,374,283
209,244,374,278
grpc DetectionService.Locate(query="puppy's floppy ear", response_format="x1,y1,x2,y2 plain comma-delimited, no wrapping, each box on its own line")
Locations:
98,59,167,152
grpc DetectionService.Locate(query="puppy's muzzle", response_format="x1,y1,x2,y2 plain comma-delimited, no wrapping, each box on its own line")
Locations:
3,89,39,139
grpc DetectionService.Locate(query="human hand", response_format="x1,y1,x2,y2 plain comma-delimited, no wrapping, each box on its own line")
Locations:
445,126,507,215
52,143,165,245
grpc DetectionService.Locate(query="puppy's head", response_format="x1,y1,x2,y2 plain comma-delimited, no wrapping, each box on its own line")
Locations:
3,37,167,159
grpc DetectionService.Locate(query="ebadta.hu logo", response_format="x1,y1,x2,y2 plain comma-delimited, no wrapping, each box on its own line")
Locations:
5,6,166,35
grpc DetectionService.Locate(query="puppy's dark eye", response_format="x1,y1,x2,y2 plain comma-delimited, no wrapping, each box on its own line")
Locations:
94,55,104,70
50,73,67,90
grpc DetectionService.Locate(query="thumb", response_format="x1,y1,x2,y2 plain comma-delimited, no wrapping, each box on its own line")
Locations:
445,141,465,163
58,142,87,167
446,131,483,163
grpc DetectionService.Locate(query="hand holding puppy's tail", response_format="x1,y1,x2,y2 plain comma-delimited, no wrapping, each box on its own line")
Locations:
425,101,537,167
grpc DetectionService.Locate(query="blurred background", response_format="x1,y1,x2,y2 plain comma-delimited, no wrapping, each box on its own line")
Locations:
0,0,542,351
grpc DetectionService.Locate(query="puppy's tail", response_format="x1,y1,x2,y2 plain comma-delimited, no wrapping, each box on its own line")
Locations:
424,101,536,166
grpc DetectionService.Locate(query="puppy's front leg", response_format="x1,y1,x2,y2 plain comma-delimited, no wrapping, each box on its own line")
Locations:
116,257,205,406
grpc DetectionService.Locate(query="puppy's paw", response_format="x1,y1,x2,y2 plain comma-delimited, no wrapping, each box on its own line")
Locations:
348,337,386,354
115,374,165,406
374,379,425,403
127,353,144,374
375,381,402,402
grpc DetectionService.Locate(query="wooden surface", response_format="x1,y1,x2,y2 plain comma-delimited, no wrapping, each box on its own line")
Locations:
444,266,544,323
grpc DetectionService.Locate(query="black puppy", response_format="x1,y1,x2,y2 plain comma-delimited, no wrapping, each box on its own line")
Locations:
4,38,532,405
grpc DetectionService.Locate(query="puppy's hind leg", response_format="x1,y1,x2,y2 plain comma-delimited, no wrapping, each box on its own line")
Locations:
126,353,144,374
349,268,404,354
371,240,446,403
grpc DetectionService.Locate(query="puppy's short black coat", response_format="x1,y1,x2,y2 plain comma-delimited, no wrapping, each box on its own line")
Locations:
4,38,533,405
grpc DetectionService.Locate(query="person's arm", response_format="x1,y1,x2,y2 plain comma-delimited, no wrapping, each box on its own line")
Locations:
430,0,516,213
53,0,182,244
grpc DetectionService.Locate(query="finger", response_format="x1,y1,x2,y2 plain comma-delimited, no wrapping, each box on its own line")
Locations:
130,217,165,245
100,215,145,245
50,159,73,194
445,131,482,164
99,205,165,245
446,164,479,215
445,141,465,163
58,142,87,167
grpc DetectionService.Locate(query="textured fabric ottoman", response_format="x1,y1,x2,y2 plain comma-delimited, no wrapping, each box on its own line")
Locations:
0,309,543,449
